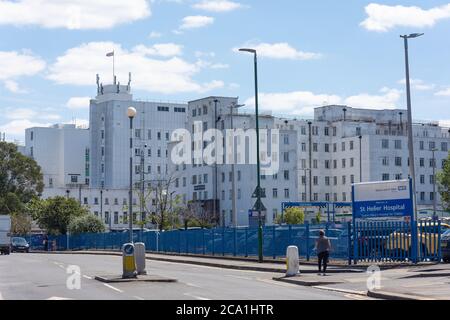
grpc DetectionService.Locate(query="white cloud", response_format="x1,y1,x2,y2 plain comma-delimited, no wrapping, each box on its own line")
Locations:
148,31,162,39
66,97,91,110
193,0,243,12
0,50,46,80
47,41,224,94
3,80,27,93
344,88,402,109
0,0,151,30
0,119,50,136
133,43,183,57
361,3,450,32
244,91,342,116
3,107,61,121
435,87,450,96
180,15,214,29
234,42,322,60
439,120,450,128
244,87,402,116
398,78,435,91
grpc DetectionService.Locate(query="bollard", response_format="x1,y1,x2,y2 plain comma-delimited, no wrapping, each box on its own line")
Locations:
122,243,137,279
135,242,147,275
286,246,300,277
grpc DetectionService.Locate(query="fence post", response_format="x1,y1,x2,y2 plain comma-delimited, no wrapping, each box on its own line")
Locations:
222,228,225,257
438,220,442,262
411,221,418,263
353,221,359,265
233,227,237,257
306,222,310,262
245,227,248,257
347,221,352,265
272,225,276,260
178,231,181,254
212,229,215,256
288,225,292,245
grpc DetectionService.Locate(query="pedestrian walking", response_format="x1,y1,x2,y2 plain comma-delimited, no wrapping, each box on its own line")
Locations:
315,230,331,276
43,234,48,252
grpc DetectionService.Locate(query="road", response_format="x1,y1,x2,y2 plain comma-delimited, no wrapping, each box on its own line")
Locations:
0,253,371,300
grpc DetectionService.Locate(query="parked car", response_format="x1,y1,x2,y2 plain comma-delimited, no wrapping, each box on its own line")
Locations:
11,237,30,253
385,222,450,258
441,229,450,263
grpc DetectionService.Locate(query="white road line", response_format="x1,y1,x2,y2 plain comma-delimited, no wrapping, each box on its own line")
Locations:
103,283,123,293
183,292,211,300
186,283,202,288
345,294,369,300
134,296,145,300
225,275,253,280
83,275,93,280
47,297,73,300
0,291,4,300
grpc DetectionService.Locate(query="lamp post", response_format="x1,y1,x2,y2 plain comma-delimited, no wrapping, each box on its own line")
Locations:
359,135,363,183
127,107,137,243
401,33,424,222
229,103,245,227
239,48,264,263
432,148,438,220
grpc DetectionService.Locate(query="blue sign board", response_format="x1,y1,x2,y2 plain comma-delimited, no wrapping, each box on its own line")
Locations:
352,179,414,220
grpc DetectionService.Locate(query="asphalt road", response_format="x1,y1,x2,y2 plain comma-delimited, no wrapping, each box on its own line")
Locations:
0,253,370,300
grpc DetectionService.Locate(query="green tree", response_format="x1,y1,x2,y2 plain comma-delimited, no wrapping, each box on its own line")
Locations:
437,156,450,210
0,141,44,216
11,212,32,234
68,215,105,235
31,196,89,235
279,207,305,225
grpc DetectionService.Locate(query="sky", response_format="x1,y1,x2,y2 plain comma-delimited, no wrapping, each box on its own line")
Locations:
0,0,449,143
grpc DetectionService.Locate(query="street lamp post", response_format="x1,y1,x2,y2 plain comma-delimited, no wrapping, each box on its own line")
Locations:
229,103,245,227
127,107,137,243
359,136,363,183
432,148,438,220
401,33,424,222
239,48,264,263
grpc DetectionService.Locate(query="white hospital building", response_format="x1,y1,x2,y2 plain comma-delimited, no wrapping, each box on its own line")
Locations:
23,78,450,229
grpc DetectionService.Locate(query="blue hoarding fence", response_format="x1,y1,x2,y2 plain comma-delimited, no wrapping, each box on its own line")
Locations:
23,223,351,261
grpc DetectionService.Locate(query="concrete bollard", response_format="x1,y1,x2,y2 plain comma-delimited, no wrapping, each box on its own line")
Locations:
286,246,300,277
134,242,147,275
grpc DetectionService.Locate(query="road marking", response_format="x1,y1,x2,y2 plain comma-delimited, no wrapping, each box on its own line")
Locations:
313,286,367,296
256,278,299,288
103,283,123,293
134,296,145,300
186,282,202,288
183,292,211,300
47,297,73,300
345,294,370,300
0,291,4,300
83,275,93,280
225,275,253,280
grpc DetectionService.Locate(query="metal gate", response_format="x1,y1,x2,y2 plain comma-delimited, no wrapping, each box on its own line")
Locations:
352,220,443,263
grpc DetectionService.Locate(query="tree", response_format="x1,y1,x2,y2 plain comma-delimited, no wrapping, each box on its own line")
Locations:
68,215,105,235
31,196,89,235
0,141,44,216
313,210,322,224
278,207,305,225
11,211,32,234
437,156,450,211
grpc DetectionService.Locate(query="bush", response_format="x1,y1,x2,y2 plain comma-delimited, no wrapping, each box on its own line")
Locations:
68,215,105,235
277,207,305,225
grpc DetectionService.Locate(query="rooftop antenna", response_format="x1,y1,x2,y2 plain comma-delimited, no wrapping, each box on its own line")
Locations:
96,74,100,94
128,72,131,91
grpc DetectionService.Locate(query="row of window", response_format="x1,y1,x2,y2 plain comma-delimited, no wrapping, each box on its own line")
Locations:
157,106,186,113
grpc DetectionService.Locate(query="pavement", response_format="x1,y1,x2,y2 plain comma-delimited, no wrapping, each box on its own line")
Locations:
23,250,450,300
0,253,374,300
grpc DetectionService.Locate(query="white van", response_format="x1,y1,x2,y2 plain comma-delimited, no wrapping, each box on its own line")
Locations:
0,215,11,255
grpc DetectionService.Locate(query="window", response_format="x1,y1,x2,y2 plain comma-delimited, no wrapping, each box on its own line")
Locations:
324,127,329,136
284,170,289,180
382,174,390,181
325,144,330,153
429,141,436,150
313,176,318,185
382,157,389,166
30,131,33,140
83,197,88,205
272,189,278,198
157,131,161,140
157,106,169,112
325,160,330,169
430,175,435,184
420,175,425,184
203,105,208,115
395,140,402,149
325,176,330,186
395,157,402,166
442,142,448,152
341,142,346,152
192,109,197,117
301,143,306,152
382,139,389,149
350,158,354,167
313,143,318,152
342,159,346,168
114,212,119,225
350,141,354,150
420,158,425,167
283,152,290,163
174,107,186,113
430,158,436,168
70,175,78,183
420,141,424,150
166,132,170,141
135,129,141,139
395,174,402,180
283,134,289,145
284,189,290,199
420,192,425,201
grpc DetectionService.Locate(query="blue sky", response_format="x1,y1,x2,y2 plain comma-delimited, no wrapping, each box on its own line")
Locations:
0,0,449,143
